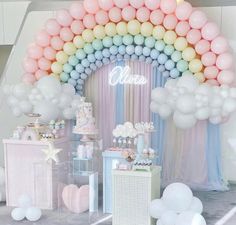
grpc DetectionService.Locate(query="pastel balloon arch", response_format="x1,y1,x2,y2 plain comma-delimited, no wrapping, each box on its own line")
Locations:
22,0,234,96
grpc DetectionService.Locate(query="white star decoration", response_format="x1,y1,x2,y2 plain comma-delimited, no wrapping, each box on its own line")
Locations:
41,142,62,163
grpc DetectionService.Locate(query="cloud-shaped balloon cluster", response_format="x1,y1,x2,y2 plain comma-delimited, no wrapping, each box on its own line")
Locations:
150,75,236,129
112,122,138,138
4,76,82,123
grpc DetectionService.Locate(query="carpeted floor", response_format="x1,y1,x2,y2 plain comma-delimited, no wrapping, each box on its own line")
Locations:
1,185,236,225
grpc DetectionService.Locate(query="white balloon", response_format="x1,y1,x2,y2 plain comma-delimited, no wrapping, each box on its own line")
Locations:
7,96,18,106
230,88,236,98
195,108,210,120
3,85,11,95
59,93,72,109
25,207,42,222
150,101,159,113
173,112,197,129
12,107,22,117
162,183,193,213
160,210,178,225
196,84,211,96
159,104,172,119
150,199,167,219
175,211,206,225
151,88,169,104
11,208,26,221
176,95,196,114
189,197,203,214
71,99,82,109
165,79,178,91
177,75,199,92
223,98,236,113
18,194,32,208
19,101,32,114
209,116,222,124
13,83,32,99
220,89,229,98
210,108,221,117
62,83,76,96
63,108,75,120
124,122,133,129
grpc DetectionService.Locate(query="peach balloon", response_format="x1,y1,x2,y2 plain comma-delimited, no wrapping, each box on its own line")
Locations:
45,19,61,36
175,1,193,21
217,70,235,85
38,57,51,71
145,0,160,10
136,7,150,23
109,7,122,23
23,58,38,73
43,47,56,60
56,9,73,27
211,36,229,55
175,21,190,37
201,52,217,67
22,73,36,84
83,0,100,14
122,6,136,22
204,66,219,79
195,39,210,55
216,53,234,70
60,27,74,42
35,70,48,80
51,36,64,51
150,10,164,25
160,0,177,14
98,0,114,11
95,10,109,25
35,30,50,47
27,44,43,59
201,22,220,41
189,10,207,29
206,79,219,86
83,14,96,29
186,29,201,45
163,14,178,30
69,2,86,20
113,0,129,8
129,0,145,9
71,20,84,35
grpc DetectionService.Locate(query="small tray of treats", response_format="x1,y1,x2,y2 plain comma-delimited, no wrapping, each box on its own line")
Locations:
132,159,153,172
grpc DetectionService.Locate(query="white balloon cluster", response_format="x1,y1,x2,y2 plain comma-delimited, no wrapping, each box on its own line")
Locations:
11,195,42,222
150,75,236,129
4,76,83,123
0,167,5,202
150,183,206,225
112,122,138,138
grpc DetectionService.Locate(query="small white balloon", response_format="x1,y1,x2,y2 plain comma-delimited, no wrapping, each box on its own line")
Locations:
71,99,82,109
151,88,169,104
7,96,18,106
150,199,167,219
223,98,236,114
177,75,199,93
173,112,197,129
176,94,196,114
195,108,210,120
209,116,222,124
25,207,42,222
63,108,75,120
175,211,206,225
150,101,159,113
165,79,178,91
189,197,203,214
12,107,22,117
160,210,178,225
13,83,32,99
59,93,72,109
159,104,172,119
11,208,26,221
19,101,33,114
62,83,76,96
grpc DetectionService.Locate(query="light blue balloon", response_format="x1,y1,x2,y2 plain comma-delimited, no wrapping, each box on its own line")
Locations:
126,45,135,55
152,60,159,67
102,48,111,58
110,55,116,62
117,54,123,60
164,45,174,56
88,54,96,63
139,55,145,61
158,65,165,73
177,60,189,72
131,54,138,60
70,70,80,80
135,46,143,56
76,49,86,60
123,35,133,46
103,58,110,64
110,46,118,55
118,45,126,55
80,73,88,80
165,59,175,71
60,72,69,82
92,39,103,51
76,84,83,91
150,49,160,60
90,63,97,71
134,35,145,45
96,60,103,68
146,57,153,64
85,67,92,75
171,51,182,62
63,63,73,73
81,59,90,68
95,51,103,60
68,78,77,87
145,37,156,48
162,71,170,78
84,43,94,54
113,35,123,46
143,47,151,57
124,54,130,60
103,37,113,48
68,55,79,66
78,91,83,96
170,68,180,78
155,40,165,52
158,53,168,64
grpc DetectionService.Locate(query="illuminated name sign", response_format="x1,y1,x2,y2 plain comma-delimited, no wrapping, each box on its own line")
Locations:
109,66,148,86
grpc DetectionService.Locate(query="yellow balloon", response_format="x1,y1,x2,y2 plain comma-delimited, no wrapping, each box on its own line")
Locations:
93,25,106,39
51,62,63,74
153,25,166,40
105,22,117,37
127,20,141,36
141,22,153,37
56,51,68,64
73,36,85,49
163,31,177,45
189,59,203,73
51,73,60,80
63,42,76,56
174,37,188,51
116,22,128,36
182,47,196,62
82,29,95,43
194,72,205,83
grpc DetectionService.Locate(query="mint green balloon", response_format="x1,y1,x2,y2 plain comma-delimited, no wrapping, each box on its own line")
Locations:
145,37,156,48
60,72,69,82
171,51,182,62
84,43,94,54
155,40,165,52
103,37,113,48
92,39,103,51
113,35,123,46
134,34,145,45
177,60,189,72
182,70,193,76
164,45,174,56
123,35,133,46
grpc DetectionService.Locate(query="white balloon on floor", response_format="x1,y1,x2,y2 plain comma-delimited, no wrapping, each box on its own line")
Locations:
150,199,167,219
11,208,26,221
175,211,206,225
189,197,203,214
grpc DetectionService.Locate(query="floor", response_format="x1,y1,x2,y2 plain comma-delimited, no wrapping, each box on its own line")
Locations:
1,185,236,225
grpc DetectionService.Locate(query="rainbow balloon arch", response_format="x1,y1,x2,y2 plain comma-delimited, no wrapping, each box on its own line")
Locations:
5,0,236,129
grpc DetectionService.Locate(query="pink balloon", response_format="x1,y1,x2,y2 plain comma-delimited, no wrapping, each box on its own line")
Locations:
217,70,235,85
83,14,96,29
160,0,177,14
204,66,219,79
206,79,219,86
136,7,150,23
35,30,50,47
201,52,217,67
60,27,74,42
95,10,109,25
163,14,178,30
122,6,136,22
22,73,36,84
211,36,229,55
35,70,48,80
43,47,56,60
145,0,160,10
175,21,190,37
38,57,51,71
27,44,43,59
23,58,38,73
216,53,234,70
150,9,164,25
129,0,145,9
98,0,114,10
45,19,61,36
71,20,84,35
189,10,207,29
84,0,100,14
113,0,129,8
175,1,193,21
201,22,220,41
195,39,210,55
109,7,122,23
186,29,201,45
69,2,86,20
50,36,64,51
56,9,73,27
